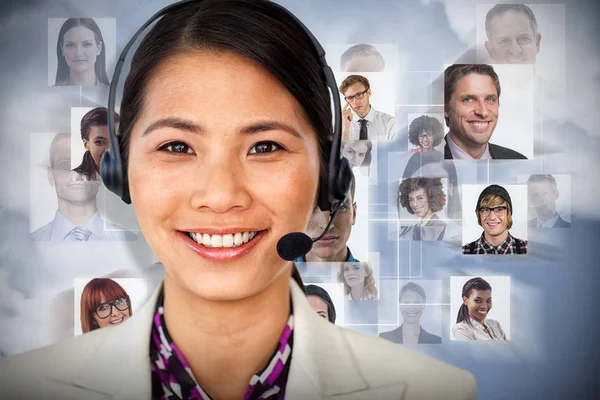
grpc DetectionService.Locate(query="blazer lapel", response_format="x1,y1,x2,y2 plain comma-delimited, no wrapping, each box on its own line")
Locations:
68,283,163,399
443,135,453,159
286,282,407,399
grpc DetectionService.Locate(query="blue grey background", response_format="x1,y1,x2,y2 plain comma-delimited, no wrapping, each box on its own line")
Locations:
1,0,599,399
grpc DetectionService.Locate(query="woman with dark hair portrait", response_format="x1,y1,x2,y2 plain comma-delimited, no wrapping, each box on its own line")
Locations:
54,18,110,86
380,282,441,344
80,278,132,333
1,1,474,399
402,151,462,220
453,277,507,341
341,139,372,168
409,115,444,153
72,107,119,181
398,177,460,240
337,262,378,300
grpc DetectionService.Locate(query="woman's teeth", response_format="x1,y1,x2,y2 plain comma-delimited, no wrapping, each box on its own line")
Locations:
188,231,258,248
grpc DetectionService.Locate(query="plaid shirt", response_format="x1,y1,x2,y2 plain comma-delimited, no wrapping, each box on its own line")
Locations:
463,232,527,255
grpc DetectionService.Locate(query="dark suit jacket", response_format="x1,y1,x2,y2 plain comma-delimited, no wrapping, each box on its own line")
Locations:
444,135,527,160
379,325,442,344
528,215,571,228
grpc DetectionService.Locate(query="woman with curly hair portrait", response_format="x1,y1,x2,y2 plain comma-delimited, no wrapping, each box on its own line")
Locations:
337,262,378,300
398,177,460,240
409,115,444,153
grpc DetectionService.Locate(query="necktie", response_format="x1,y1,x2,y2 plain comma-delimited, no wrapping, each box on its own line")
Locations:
359,119,368,140
71,227,92,241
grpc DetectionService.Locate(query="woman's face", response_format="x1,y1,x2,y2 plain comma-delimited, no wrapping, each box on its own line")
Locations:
341,141,368,167
61,26,102,74
342,263,366,288
399,289,425,324
83,125,109,169
408,187,431,218
463,289,492,323
418,131,433,151
127,51,321,301
92,294,131,329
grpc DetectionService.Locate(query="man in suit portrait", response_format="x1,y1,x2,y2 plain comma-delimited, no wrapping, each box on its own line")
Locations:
484,4,541,65
443,64,527,160
527,174,571,228
31,132,136,241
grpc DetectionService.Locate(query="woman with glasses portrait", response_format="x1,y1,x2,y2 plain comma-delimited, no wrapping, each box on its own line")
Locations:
409,115,444,153
80,278,132,333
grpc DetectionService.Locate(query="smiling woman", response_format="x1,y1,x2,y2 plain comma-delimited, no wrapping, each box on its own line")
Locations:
1,1,475,399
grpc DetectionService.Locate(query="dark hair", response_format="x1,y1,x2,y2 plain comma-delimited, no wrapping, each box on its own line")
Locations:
527,174,557,187
444,64,501,127
55,18,110,86
456,277,492,325
399,282,426,303
401,152,461,219
398,178,446,215
485,4,538,40
117,0,335,291
305,284,336,323
73,107,119,180
339,74,370,94
341,140,372,167
340,44,385,72
408,115,444,148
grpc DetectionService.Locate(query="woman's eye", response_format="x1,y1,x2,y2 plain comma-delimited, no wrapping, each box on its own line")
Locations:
249,141,282,154
158,141,194,154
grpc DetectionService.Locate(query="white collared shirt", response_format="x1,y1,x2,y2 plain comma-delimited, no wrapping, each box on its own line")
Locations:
452,318,507,341
446,134,491,160
31,210,137,241
349,107,396,141
536,213,559,228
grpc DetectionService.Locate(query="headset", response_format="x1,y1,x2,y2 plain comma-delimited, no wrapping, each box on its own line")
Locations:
100,0,352,260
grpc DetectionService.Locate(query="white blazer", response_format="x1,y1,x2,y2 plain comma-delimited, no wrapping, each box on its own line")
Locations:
0,279,475,399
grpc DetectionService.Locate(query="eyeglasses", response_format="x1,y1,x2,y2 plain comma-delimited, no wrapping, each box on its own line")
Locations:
344,89,369,103
418,132,432,139
478,206,508,218
94,296,130,319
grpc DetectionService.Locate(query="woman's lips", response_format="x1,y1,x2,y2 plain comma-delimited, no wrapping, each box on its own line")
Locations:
179,229,266,262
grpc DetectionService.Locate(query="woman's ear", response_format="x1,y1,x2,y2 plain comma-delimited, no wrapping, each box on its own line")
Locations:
83,139,90,151
96,41,103,56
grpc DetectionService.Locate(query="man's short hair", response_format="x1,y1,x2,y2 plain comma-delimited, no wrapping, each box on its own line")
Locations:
444,64,501,127
339,75,370,94
49,133,70,168
348,169,356,202
485,4,538,40
340,44,385,71
477,194,513,229
527,174,557,188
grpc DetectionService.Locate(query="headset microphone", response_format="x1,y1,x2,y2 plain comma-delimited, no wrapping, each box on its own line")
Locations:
276,199,347,261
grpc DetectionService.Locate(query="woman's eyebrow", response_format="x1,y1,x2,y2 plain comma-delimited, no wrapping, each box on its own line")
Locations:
143,117,302,139
143,117,203,136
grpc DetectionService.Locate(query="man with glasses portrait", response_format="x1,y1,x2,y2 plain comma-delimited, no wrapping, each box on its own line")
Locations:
463,184,527,254
339,74,396,141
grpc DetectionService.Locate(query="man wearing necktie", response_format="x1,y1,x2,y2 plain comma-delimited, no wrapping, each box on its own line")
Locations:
340,74,396,141
30,133,137,242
